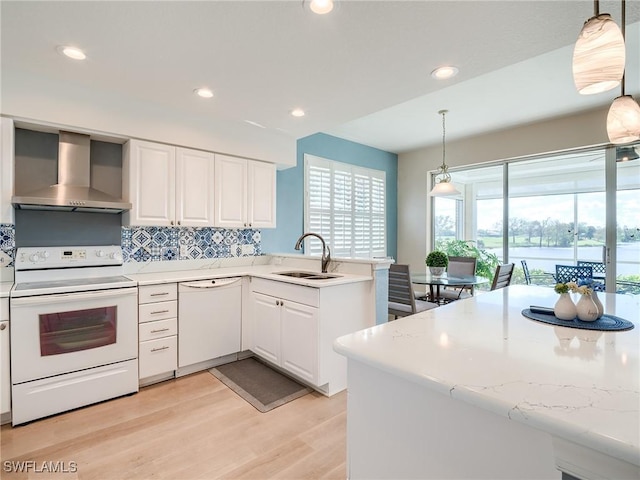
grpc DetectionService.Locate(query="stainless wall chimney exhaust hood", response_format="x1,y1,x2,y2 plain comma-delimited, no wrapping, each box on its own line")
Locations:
11,131,132,213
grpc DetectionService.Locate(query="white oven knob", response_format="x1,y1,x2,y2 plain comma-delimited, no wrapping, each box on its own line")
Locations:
109,251,123,261
41,251,50,259
96,250,106,258
29,253,40,262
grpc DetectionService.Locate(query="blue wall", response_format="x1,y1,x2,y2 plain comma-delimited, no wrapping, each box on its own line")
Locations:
261,133,398,259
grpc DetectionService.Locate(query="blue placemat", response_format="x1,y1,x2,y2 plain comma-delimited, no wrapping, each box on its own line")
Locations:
521,309,634,332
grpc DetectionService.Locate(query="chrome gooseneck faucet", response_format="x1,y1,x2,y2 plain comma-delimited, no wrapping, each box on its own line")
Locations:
294,232,331,273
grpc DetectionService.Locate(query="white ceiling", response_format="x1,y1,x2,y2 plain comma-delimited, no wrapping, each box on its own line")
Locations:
1,0,639,155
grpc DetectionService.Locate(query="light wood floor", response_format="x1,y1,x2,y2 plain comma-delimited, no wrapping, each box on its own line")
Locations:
0,372,347,479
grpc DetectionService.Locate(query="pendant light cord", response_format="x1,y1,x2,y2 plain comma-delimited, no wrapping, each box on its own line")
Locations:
621,0,626,96
439,109,448,172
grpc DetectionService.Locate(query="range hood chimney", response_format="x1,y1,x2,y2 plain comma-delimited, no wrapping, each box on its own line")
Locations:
11,131,131,213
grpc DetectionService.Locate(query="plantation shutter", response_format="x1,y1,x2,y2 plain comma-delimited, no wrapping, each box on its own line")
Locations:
305,154,386,258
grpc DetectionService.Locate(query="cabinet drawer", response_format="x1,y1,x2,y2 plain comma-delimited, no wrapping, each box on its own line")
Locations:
139,283,177,304
139,318,177,342
139,300,177,323
139,336,177,379
251,278,319,307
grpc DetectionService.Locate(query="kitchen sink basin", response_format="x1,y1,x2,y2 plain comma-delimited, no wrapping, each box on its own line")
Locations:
275,271,341,280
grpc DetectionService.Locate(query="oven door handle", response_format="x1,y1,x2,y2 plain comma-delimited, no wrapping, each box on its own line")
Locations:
10,287,138,306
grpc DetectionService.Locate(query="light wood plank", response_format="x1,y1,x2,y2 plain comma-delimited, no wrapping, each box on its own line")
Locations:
0,372,347,479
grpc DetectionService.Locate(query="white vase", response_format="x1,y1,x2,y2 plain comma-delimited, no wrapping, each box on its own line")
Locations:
554,293,577,320
576,294,599,322
591,291,604,319
429,266,445,277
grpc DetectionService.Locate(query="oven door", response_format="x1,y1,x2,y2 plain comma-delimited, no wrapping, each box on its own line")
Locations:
10,287,138,384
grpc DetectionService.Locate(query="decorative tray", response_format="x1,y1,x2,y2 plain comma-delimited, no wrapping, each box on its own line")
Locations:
521,308,634,332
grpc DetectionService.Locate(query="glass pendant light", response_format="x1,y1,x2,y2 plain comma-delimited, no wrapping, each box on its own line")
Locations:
429,110,461,197
572,0,625,95
607,0,640,144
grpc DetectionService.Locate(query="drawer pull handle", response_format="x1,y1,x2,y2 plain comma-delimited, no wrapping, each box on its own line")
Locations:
0,324,6,330
150,310,170,315
150,328,170,333
151,346,170,352
150,292,169,297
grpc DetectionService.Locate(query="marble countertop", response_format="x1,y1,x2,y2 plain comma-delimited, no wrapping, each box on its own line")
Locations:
128,264,372,288
334,285,640,467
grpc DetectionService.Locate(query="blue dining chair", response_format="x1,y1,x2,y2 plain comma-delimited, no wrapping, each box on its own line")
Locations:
555,265,593,285
577,261,606,291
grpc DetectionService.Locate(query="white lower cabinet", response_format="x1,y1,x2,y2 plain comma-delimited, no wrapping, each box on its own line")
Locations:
252,291,319,383
138,284,178,384
250,279,320,386
1,297,10,423
250,277,373,396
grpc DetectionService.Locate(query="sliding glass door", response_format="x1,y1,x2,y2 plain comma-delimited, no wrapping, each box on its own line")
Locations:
429,144,639,293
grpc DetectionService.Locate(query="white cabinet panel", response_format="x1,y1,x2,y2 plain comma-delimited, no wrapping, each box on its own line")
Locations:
124,141,215,227
124,140,175,226
248,160,276,228
251,292,281,365
281,300,318,384
214,155,247,228
215,155,276,228
138,283,178,304
1,318,9,416
138,300,177,323
1,118,15,224
175,147,215,227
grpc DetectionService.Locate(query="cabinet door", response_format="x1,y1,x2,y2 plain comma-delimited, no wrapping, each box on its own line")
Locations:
0,320,9,415
281,300,318,384
248,160,276,228
251,292,281,365
175,148,215,227
125,140,175,226
214,155,247,228
1,118,15,224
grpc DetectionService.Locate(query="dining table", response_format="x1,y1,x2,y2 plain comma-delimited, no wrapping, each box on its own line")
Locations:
411,271,489,304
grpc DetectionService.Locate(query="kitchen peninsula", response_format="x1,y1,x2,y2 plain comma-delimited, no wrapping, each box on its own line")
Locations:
334,285,639,480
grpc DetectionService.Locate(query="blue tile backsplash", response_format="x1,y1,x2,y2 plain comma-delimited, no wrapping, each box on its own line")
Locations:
0,224,15,267
0,224,261,269
122,226,261,263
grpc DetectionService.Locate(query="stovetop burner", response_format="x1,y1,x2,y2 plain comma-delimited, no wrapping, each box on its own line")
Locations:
11,246,135,297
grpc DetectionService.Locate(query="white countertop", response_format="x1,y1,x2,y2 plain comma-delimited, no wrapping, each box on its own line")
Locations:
334,285,640,467
128,264,372,288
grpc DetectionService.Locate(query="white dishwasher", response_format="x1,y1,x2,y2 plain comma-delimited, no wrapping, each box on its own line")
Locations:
178,277,242,371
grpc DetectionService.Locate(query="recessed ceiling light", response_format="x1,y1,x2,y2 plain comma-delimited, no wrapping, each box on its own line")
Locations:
309,0,334,15
291,108,305,117
194,88,214,99
431,65,459,80
57,45,86,60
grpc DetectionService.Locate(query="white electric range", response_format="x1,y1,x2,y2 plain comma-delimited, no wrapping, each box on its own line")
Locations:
10,245,138,425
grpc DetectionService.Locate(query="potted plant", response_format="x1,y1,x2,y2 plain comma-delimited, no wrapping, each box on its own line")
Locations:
426,251,448,277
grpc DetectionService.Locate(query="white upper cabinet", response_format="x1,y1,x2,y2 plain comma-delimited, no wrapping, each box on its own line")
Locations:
215,154,276,229
248,160,277,228
0,118,15,224
175,148,215,227
124,140,214,227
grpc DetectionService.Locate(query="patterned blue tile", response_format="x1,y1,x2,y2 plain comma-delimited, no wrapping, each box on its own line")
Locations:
123,226,261,263
161,247,178,261
0,224,15,268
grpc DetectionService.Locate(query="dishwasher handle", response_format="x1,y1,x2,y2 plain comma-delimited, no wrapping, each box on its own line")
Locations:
179,277,242,289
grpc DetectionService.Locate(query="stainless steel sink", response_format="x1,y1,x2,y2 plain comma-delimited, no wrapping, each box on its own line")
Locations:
275,271,341,280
